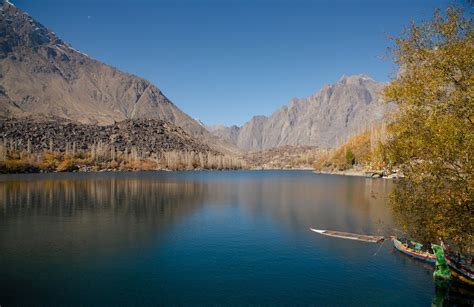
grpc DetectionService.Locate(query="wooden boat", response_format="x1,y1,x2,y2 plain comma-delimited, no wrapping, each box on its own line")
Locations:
392,238,436,263
310,228,384,243
445,253,474,286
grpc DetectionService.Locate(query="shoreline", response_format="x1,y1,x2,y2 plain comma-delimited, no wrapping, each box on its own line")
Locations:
313,169,368,177
312,165,369,178
312,167,399,179
0,167,396,179
0,168,314,175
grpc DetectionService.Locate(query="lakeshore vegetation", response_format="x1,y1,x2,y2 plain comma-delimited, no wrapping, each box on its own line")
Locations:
0,141,246,173
312,123,389,172
382,7,473,253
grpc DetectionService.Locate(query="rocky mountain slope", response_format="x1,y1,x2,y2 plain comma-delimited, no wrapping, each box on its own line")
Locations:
1,116,215,154
208,75,393,151
206,124,241,145
0,1,237,154
244,145,321,169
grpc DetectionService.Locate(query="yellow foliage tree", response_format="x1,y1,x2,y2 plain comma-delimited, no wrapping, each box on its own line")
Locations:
383,7,473,252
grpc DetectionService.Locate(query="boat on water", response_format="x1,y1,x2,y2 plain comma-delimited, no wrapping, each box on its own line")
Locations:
392,237,436,263
445,253,474,286
393,239,474,286
310,228,385,243
311,229,473,286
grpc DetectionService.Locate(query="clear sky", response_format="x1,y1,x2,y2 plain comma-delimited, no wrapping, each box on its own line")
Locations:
13,0,457,126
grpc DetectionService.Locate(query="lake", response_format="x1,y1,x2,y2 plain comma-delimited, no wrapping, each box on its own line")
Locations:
0,171,439,305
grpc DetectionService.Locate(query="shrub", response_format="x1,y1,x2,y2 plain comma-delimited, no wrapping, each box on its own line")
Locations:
57,158,78,172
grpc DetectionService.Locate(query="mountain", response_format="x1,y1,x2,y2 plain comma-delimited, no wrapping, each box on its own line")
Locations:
0,1,238,153
207,75,393,151
206,124,241,145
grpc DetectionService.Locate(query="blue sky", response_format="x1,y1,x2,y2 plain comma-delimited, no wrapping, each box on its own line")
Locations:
13,0,456,126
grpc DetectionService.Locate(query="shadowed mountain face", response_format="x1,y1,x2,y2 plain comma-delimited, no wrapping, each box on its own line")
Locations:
0,1,241,153
208,75,393,151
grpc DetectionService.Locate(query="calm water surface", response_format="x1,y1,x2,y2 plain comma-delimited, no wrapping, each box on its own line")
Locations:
0,171,437,305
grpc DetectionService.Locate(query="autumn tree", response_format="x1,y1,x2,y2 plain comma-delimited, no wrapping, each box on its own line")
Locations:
383,7,473,252
345,148,355,167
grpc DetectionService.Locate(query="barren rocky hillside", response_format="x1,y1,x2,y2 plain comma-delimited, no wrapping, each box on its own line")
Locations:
0,1,238,154
0,116,215,154
208,75,394,151
244,145,322,169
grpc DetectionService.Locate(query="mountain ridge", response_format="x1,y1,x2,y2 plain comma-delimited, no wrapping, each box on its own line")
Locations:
207,74,393,151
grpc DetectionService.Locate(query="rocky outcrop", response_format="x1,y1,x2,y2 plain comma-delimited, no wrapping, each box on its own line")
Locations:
208,75,394,151
0,116,215,154
244,145,321,169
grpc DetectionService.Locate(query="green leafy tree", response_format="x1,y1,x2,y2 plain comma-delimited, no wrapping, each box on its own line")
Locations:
383,7,473,253
345,148,355,167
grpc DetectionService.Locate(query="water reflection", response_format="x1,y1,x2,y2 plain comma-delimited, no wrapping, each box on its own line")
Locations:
0,176,212,257
0,172,396,275
234,174,394,235
0,172,394,247
3,171,441,306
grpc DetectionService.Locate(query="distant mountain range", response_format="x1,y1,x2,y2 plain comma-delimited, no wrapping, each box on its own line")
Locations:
207,75,394,151
0,0,238,154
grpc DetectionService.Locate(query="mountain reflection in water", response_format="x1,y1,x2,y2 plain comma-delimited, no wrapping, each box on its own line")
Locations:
0,171,441,306
0,172,393,255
